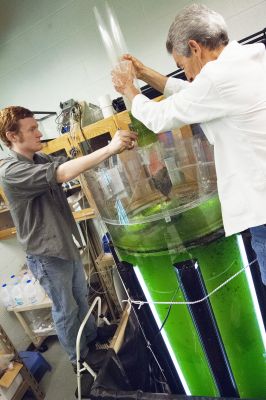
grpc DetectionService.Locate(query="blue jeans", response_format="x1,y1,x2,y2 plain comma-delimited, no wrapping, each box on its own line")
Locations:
26,255,97,363
250,224,266,286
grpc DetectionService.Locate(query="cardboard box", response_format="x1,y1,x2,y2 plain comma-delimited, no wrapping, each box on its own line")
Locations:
95,252,115,268
0,362,23,400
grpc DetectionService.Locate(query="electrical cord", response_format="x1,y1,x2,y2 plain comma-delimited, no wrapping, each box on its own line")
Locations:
55,109,64,127
145,281,181,384
79,189,112,296
72,102,93,154
55,108,70,134
151,283,181,343
113,265,178,386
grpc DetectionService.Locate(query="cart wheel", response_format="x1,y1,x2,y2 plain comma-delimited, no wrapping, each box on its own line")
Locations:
38,344,48,353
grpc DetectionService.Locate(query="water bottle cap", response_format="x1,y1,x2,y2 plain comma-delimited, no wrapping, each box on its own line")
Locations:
10,275,15,278
2,284,7,288
26,279,32,284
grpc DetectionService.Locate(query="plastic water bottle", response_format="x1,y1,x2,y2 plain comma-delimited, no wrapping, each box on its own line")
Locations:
9,274,19,285
34,282,46,303
11,282,25,306
0,284,14,308
24,280,37,305
21,271,28,283
21,271,32,286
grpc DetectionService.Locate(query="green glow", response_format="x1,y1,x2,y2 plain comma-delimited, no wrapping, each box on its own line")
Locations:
107,194,266,398
118,248,219,396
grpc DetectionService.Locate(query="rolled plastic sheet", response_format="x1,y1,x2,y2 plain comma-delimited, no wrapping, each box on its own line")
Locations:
98,94,114,118
105,2,128,57
93,4,120,66
93,2,136,110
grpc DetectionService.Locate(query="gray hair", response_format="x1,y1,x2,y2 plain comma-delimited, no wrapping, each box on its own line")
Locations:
166,4,229,56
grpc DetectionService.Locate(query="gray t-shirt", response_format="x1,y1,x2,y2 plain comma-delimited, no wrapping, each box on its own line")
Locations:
0,150,82,260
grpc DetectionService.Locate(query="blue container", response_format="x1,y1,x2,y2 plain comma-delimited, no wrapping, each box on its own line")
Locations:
102,234,111,253
19,351,51,382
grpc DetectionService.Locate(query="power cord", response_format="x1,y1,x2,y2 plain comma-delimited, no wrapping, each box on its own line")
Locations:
71,102,93,154
151,283,181,343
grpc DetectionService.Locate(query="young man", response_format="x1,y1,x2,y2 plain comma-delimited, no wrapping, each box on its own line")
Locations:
112,4,266,286
0,106,137,368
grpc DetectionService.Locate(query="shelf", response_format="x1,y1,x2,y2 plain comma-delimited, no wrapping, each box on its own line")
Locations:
12,379,29,400
0,227,16,240
72,207,95,222
0,207,96,239
0,325,45,399
0,208,9,214
0,193,15,239
0,207,96,240
32,327,56,337
64,184,81,191
7,296,52,313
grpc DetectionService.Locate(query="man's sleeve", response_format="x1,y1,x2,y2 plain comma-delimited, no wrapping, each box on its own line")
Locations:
2,160,62,199
132,73,228,133
163,77,190,97
40,152,68,164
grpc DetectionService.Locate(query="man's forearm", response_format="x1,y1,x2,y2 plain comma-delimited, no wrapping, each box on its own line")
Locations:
123,70,168,101
124,85,141,102
140,67,168,93
56,146,112,183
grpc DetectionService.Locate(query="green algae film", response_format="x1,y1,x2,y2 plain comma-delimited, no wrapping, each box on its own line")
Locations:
119,248,219,396
108,195,266,398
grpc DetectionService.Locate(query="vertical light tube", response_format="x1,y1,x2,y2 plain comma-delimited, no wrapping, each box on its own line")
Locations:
134,266,191,395
174,259,238,397
237,234,266,351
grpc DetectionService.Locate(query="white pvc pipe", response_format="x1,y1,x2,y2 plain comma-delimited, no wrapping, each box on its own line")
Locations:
76,296,102,400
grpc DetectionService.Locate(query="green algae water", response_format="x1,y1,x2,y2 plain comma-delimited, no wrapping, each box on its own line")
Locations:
129,112,158,147
106,194,266,398
85,131,265,398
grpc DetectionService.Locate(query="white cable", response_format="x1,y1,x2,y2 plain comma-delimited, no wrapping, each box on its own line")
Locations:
122,258,258,309
89,286,109,295
89,268,113,280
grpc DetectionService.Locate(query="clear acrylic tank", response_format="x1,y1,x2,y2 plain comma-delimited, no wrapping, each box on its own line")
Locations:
84,127,266,398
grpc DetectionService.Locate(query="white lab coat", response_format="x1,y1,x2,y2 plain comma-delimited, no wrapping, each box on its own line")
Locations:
131,41,266,236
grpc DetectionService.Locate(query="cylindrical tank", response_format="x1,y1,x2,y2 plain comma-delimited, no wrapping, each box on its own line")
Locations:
84,127,266,398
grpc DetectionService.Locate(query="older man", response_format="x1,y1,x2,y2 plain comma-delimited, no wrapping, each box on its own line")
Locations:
112,4,266,285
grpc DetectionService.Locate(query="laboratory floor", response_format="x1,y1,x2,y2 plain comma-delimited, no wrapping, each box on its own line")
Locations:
37,336,80,400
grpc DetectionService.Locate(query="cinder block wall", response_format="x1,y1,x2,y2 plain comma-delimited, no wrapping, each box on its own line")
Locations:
0,0,265,113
